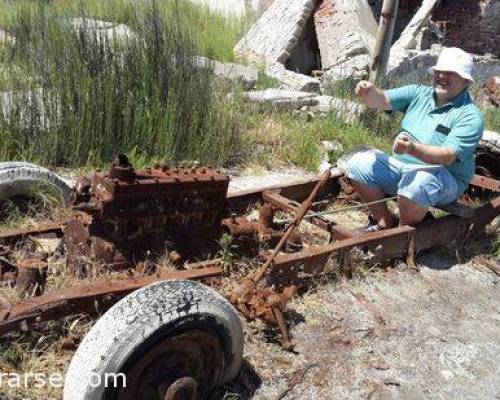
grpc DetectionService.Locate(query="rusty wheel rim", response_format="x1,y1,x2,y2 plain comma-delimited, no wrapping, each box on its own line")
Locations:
116,330,225,400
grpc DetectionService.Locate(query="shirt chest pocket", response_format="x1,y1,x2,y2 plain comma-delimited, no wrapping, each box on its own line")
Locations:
431,124,451,146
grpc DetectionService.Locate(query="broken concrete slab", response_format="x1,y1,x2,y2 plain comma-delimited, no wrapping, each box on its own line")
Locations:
194,56,258,89
234,0,316,65
323,53,373,84
391,0,440,53
244,88,320,109
315,0,377,85
243,88,363,123
70,18,136,44
312,95,364,123
235,0,378,88
387,0,440,81
387,44,441,84
266,62,321,92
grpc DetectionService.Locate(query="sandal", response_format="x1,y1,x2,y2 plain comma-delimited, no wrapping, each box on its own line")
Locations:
363,214,399,233
365,223,385,233
363,215,384,233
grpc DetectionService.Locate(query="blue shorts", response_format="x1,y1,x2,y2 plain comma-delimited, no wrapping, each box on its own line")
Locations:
346,151,460,209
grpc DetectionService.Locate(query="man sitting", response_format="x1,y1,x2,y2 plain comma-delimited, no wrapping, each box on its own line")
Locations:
347,47,484,230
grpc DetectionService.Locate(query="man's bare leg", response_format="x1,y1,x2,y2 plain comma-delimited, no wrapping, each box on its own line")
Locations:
350,180,398,229
398,195,427,226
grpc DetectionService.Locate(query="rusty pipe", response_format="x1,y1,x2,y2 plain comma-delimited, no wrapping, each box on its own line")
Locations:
252,169,331,284
369,0,399,84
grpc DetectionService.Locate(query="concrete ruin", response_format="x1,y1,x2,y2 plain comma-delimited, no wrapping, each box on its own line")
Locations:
235,0,500,90
387,0,500,84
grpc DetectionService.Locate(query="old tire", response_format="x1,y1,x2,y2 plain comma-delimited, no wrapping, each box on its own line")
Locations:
63,280,244,400
0,162,71,204
476,130,500,178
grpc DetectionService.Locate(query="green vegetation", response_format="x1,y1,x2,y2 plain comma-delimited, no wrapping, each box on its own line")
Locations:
0,0,249,61
2,0,495,176
0,184,67,230
236,103,396,171
0,0,248,168
216,232,238,275
484,107,500,132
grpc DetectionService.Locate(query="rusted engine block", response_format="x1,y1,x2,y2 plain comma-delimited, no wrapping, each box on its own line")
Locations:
66,155,229,271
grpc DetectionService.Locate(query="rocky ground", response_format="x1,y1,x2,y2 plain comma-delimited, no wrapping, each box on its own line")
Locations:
219,239,500,400
216,171,500,400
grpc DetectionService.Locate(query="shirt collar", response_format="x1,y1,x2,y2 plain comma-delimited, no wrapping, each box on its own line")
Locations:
432,88,470,109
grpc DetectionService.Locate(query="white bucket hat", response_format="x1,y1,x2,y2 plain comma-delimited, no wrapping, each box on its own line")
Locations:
428,47,474,82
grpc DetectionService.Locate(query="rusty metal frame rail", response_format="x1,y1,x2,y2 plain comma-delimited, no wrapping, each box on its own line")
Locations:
0,267,222,335
470,174,500,192
268,196,500,286
0,222,65,243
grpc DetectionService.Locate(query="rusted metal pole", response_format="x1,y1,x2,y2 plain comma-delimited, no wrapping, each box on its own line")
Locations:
369,0,399,84
252,169,331,284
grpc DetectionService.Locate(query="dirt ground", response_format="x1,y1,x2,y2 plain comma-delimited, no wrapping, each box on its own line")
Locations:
220,240,500,400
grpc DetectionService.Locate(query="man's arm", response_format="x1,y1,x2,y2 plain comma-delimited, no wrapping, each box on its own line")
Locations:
393,135,457,165
355,81,392,111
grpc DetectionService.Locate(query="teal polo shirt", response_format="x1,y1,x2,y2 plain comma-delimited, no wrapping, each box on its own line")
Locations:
386,85,484,195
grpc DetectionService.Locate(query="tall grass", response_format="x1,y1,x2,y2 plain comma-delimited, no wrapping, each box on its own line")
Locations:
0,0,245,168
484,107,499,132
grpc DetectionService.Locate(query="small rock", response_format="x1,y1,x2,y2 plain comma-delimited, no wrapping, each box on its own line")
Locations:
440,369,454,380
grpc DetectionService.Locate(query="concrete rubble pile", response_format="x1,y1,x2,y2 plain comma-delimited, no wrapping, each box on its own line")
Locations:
243,88,364,123
387,0,500,84
234,0,323,92
236,0,500,91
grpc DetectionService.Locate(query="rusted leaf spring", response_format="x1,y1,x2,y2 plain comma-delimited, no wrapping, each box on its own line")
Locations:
0,222,64,244
0,266,222,336
269,196,500,286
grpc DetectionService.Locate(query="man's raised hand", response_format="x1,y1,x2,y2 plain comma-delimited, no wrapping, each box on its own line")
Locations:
355,80,375,98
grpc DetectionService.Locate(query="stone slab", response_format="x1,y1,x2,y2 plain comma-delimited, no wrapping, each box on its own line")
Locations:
194,56,258,89
266,62,321,92
234,0,316,64
243,88,364,123
315,0,377,85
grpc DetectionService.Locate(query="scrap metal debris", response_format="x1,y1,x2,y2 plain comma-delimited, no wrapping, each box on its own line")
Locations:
66,154,229,273
0,156,498,352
